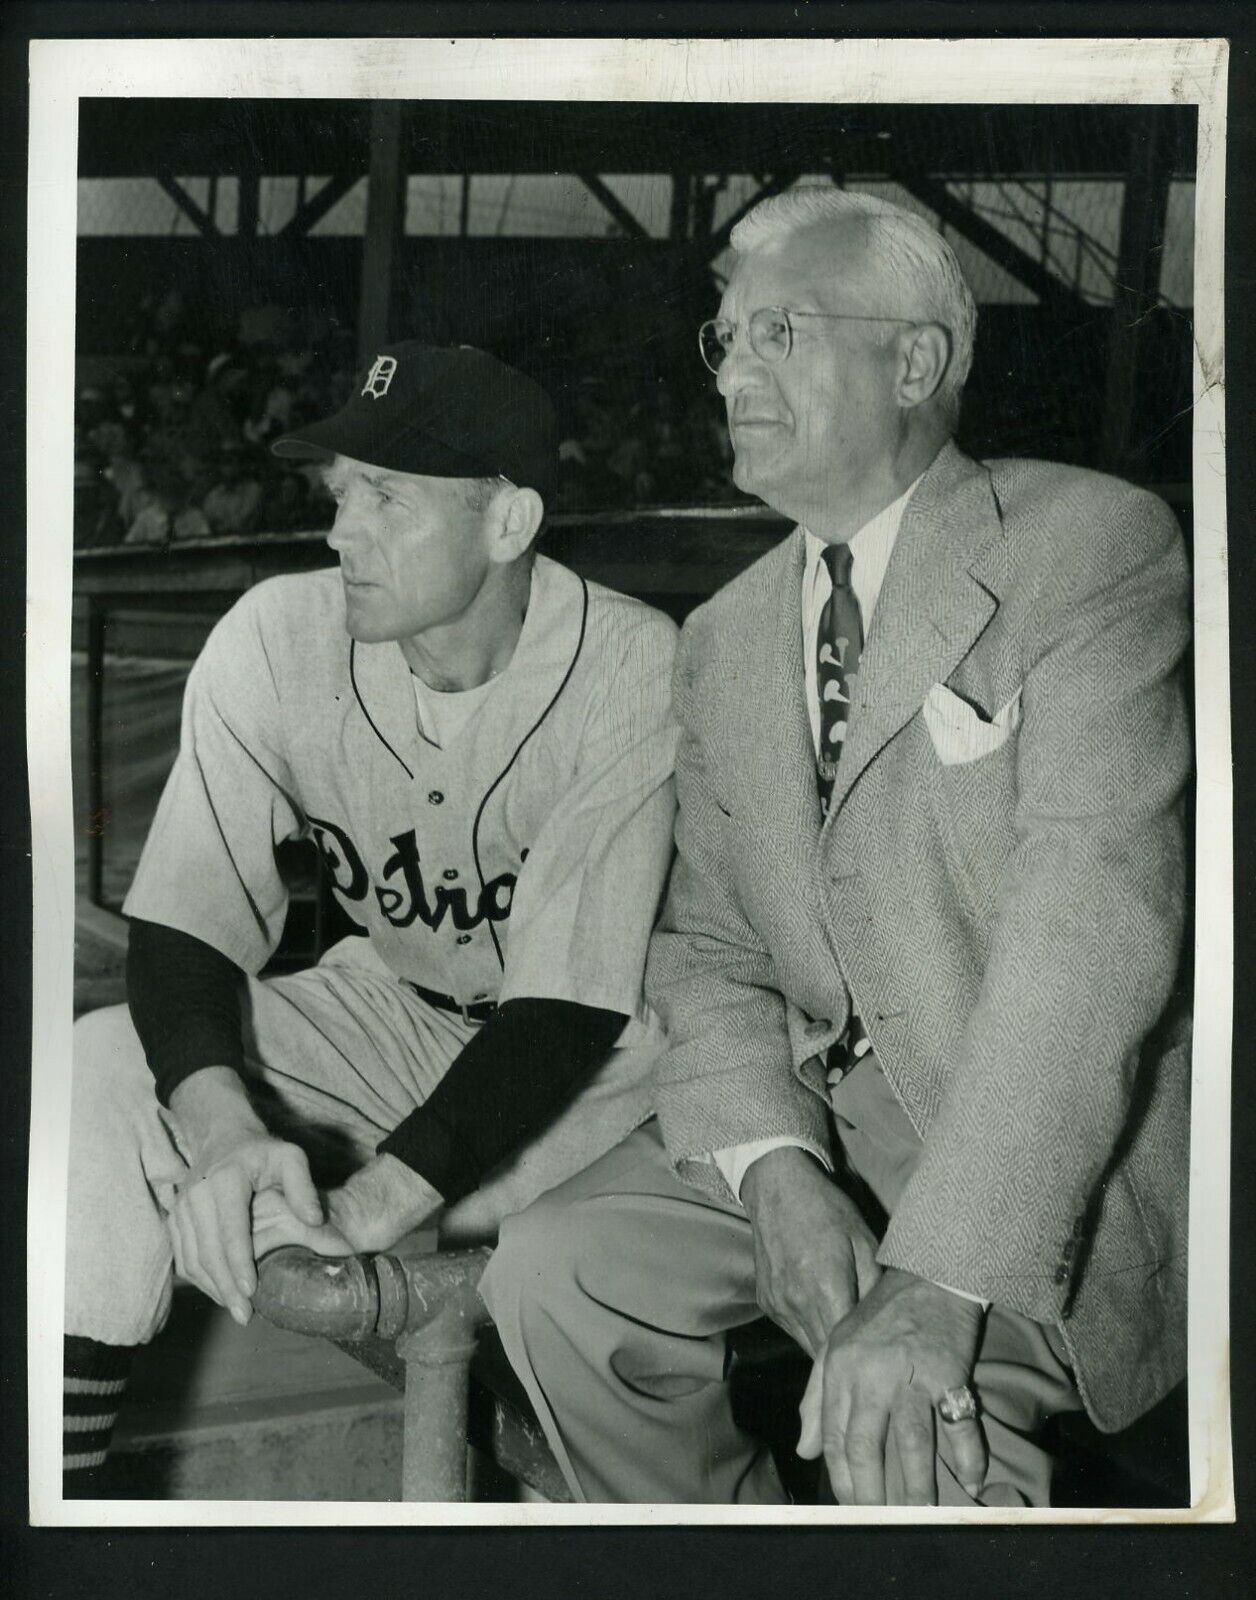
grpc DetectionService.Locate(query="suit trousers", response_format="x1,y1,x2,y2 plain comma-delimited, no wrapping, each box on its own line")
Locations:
481,1055,1081,1505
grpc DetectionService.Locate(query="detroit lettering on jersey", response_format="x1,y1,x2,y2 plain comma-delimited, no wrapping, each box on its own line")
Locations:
308,815,528,933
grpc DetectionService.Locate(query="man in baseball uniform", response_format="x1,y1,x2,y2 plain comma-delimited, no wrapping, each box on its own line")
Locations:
62,342,679,1497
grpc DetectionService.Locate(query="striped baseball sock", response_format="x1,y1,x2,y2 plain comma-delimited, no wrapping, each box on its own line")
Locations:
63,1335,135,1498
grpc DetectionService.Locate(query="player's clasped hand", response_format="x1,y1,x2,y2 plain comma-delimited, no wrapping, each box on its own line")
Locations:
250,1187,354,1262
166,1132,327,1327
797,1267,988,1505
250,1152,444,1265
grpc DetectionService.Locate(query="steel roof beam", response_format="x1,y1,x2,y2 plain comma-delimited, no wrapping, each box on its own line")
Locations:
154,173,218,236
890,170,1090,312
278,172,360,237
577,173,649,238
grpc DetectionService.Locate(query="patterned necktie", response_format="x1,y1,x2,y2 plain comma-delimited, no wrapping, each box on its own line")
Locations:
815,542,864,815
815,542,872,1081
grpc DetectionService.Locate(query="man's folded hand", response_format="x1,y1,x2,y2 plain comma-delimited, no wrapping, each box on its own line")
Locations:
740,1144,882,1358
797,1266,987,1505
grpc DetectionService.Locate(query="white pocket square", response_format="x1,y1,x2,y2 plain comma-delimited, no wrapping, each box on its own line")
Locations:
923,683,1022,767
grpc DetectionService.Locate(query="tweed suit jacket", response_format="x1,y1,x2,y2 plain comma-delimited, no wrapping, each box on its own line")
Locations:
645,440,1192,1432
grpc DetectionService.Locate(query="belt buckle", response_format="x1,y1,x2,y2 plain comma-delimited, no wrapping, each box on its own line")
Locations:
459,1001,473,1026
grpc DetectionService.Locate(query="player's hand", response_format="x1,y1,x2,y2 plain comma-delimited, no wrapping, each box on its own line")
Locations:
740,1146,882,1359
797,1267,987,1505
251,1187,354,1261
324,1154,444,1256
166,1130,325,1326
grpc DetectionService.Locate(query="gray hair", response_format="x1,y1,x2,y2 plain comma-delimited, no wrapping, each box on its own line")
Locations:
464,473,546,553
729,184,977,425
462,474,509,513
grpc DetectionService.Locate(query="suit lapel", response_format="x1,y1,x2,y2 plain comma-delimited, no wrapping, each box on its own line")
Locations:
730,529,830,949
749,527,823,852
826,442,1009,819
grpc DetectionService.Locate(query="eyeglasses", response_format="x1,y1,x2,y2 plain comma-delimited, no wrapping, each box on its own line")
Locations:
698,305,919,375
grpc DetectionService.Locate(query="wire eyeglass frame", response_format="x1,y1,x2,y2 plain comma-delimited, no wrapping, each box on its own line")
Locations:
699,304,920,374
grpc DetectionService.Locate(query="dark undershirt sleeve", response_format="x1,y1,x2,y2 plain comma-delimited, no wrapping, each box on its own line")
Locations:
126,917,246,1107
378,999,626,1204
128,915,623,1203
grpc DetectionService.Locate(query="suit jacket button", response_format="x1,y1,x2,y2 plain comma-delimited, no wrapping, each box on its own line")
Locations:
428,790,444,805
442,868,458,880
1053,1264,1070,1286
456,934,471,946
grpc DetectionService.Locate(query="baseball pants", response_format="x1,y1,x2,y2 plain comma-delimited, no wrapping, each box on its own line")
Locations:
65,935,658,1349
480,1054,1081,1505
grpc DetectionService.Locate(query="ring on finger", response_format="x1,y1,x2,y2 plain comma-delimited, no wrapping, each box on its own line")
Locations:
936,1384,979,1425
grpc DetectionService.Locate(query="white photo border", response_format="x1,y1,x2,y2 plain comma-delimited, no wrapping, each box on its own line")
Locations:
26,33,1233,1527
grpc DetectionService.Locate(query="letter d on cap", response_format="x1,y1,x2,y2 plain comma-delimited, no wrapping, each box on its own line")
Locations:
362,355,398,400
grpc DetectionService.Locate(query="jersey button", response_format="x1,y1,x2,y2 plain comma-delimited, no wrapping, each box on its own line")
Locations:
456,934,472,946
428,790,444,805
442,868,458,880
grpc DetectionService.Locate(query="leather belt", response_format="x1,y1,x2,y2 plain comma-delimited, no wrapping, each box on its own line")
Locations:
406,980,497,1026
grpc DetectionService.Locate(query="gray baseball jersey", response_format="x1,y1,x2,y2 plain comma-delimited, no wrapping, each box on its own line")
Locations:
124,555,679,1043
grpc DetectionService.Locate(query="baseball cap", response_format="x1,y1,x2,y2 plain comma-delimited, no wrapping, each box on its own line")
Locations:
272,341,557,502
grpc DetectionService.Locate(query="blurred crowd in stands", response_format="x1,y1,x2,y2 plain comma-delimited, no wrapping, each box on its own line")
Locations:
73,287,742,549
549,379,737,513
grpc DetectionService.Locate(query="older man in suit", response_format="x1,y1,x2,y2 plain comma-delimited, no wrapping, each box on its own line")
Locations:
480,186,1191,1506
